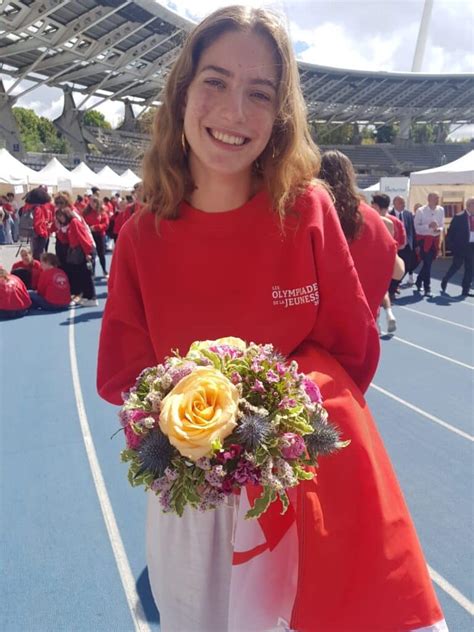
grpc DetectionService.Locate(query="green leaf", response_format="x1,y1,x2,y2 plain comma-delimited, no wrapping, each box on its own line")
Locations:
278,491,290,515
293,465,315,481
245,486,277,519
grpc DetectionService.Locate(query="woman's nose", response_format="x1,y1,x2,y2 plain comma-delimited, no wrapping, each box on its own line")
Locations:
221,88,246,123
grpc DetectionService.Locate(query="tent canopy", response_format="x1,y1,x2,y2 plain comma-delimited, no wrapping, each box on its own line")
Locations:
95,165,123,190
69,162,101,189
410,150,474,185
0,148,36,185
120,168,141,188
29,157,71,186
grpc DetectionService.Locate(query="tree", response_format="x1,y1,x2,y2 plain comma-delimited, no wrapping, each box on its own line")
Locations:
12,107,69,153
310,122,358,145
374,124,398,144
410,122,450,143
82,109,112,129
137,107,158,134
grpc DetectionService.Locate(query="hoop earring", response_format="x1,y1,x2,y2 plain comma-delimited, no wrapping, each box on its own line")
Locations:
181,130,187,156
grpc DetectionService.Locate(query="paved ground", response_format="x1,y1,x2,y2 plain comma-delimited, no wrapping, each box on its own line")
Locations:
1,244,472,631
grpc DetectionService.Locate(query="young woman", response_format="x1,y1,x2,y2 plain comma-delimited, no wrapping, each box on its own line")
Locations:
98,7,445,632
0,266,31,318
82,196,109,278
11,246,42,290
55,207,97,307
319,150,403,320
28,253,70,311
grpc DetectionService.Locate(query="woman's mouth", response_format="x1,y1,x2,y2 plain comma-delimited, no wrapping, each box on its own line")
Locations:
207,128,250,146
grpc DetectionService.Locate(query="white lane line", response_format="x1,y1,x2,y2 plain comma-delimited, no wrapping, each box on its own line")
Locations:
398,306,474,331
68,311,151,632
428,565,474,615
370,383,473,442
392,336,474,370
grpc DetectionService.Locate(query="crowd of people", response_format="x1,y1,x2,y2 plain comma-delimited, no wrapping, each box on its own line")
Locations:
1,173,473,323
0,184,141,318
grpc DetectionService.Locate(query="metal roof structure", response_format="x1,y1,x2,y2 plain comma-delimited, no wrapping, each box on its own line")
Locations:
1,0,473,124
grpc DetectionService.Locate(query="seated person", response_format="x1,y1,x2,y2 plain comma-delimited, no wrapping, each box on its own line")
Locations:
0,266,31,319
29,253,71,311
11,247,42,289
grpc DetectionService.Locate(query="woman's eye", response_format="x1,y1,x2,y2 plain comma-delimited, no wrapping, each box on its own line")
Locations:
251,91,271,102
204,78,225,89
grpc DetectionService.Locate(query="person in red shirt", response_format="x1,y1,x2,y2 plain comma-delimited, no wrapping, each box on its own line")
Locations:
0,266,31,318
55,207,97,307
83,197,109,278
371,193,407,332
28,253,70,310
319,150,403,320
97,7,444,632
10,247,42,289
74,195,87,215
23,187,54,260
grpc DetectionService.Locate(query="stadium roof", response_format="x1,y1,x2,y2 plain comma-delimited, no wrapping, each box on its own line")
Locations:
1,0,473,124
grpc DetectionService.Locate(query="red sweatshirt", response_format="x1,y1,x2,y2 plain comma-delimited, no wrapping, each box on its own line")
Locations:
67,217,94,256
387,213,407,249
0,275,31,311
97,187,443,631
349,202,397,318
113,202,140,236
33,204,54,238
83,210,109,236
11,259,42,290
98,187,378,403
37,267,71,305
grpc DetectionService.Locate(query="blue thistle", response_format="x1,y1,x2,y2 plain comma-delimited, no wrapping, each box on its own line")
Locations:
233,414,274,451
136,429,173,478
306,416,341,457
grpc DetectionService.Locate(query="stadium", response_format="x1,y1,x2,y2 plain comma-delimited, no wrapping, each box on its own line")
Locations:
0,2,473,632
1,0,473,187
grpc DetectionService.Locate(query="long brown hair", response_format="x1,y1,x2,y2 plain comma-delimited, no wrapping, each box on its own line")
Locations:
319,150,364,242
142,5,320,221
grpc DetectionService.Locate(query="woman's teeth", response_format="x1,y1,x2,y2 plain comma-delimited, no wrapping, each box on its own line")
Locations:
210,129,247,146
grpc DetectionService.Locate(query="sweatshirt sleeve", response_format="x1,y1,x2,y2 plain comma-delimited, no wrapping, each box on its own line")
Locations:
70,219,94,256
291,190,380,394
97,225,156,405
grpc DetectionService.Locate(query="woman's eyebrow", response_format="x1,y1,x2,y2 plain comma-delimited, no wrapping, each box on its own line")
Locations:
199,64,277,91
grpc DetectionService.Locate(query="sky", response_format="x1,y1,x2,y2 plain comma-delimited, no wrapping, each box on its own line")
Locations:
1,0,473,138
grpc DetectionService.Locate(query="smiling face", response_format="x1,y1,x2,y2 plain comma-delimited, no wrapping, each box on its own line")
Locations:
183,29,278,185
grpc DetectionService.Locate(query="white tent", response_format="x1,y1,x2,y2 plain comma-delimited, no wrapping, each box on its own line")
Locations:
95,166,125,191
409,150,474,208
120,168,142,188
68,162,101,190
0,148,36,187
29,157,71,187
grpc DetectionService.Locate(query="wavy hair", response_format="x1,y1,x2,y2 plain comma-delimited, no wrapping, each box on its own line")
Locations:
142,5,320,221
319,150,363,242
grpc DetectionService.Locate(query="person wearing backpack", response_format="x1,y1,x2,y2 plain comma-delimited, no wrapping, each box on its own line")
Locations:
21,188,53,259
11,247,42,289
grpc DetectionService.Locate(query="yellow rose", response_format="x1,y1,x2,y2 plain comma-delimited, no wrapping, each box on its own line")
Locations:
188,337,247,354
159,367,239,461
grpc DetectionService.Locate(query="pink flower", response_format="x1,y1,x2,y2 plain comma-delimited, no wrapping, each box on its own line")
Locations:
281,433,306,459
302,377,322,403
266,369,279,383
251,379,266,394
231,371,242,385
209,345,243,359
129,410,148,423
124,424,142,450
216,444,243,463
278,396,297,410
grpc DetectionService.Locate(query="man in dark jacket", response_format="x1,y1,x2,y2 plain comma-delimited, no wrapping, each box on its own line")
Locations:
389,196,416,295
441,197,474,297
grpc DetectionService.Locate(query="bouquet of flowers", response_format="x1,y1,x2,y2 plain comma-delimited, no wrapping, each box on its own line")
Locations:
119,337,348,518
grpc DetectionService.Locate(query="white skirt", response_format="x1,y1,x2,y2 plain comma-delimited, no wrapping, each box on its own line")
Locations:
146,491,297,632
146,491,449,632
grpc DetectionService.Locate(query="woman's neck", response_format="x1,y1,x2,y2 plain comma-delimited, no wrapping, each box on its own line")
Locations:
188,163,258,213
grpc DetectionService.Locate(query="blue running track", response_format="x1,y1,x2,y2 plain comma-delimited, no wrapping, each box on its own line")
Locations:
1,255,473,631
